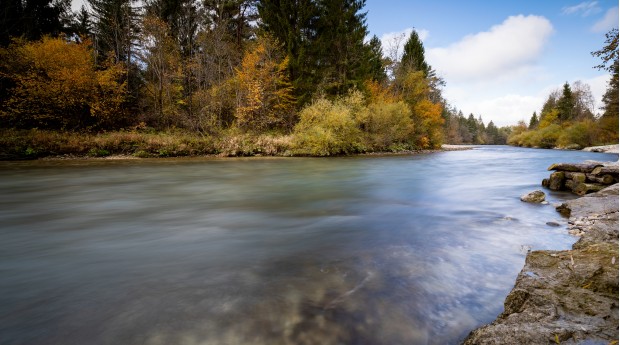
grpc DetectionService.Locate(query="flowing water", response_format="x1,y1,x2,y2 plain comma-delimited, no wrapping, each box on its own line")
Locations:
0,146,617,345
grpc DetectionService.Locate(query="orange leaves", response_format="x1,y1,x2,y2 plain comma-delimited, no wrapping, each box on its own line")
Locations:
0,36,128,130
233,35,295,131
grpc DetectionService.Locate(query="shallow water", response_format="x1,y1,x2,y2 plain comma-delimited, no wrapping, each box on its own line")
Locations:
0,146,617,345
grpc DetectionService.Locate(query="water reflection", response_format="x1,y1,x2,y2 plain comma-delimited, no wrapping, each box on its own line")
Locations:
0,147,617,344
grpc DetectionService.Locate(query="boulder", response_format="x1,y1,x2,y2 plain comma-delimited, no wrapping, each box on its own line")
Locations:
520,190,546,203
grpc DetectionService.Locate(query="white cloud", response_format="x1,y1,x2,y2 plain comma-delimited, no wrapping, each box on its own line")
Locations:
583,74,610,113
426,15,553,83
379,28,429,60
591,7,619,32
444,86,544,127
562,1,601,16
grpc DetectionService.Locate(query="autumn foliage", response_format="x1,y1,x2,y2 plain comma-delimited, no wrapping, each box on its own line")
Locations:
0,37,129,130
234,35,295,132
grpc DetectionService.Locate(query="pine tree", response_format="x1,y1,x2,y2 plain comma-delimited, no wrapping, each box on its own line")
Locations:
0,0,71,45
529,111,538,129
89,0,139,64
366,35,387,82
314,0,369,95
556,82,575,122
257,0,320,105
401,29,430,77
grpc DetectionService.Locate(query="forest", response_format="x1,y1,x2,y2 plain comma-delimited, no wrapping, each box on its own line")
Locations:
0,0,616,158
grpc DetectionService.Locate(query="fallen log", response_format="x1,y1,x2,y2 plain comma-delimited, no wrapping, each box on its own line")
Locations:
586,173,615,185
547,162,603,173
548,171,565,191
573,182,606,196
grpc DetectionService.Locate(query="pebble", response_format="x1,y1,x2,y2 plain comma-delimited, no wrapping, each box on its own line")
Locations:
546,222,561,227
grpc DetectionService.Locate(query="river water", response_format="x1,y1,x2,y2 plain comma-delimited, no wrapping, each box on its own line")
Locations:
0,146,617,345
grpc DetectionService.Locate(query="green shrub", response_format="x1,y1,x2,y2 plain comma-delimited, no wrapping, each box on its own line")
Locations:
364,101,414,149
557,120,599,149
292,94,365,156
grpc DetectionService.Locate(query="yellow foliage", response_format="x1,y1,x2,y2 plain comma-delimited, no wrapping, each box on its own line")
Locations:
234,35,295,131
0,36,128,130
538,109,559,128
363,79,399,104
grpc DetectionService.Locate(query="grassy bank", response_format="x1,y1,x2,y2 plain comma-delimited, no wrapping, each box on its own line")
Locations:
0,129,298,160
0,128,444,160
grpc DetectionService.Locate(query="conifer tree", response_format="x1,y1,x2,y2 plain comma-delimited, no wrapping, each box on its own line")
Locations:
401,29,430,77
314,0,369,95
557,82,575,122
529,112,538,129
366,35,387,82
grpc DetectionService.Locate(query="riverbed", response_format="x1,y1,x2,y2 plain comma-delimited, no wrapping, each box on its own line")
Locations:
0,146,617,344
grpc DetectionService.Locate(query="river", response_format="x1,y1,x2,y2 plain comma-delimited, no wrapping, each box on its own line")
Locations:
0,146,617,345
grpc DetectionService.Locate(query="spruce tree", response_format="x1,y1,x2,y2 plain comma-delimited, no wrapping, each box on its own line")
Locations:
401,29,430,77
89,0,139,63
257,0,320,105
556,82,575,122
314,0,369,95
366,35,387,82
529,111,538,129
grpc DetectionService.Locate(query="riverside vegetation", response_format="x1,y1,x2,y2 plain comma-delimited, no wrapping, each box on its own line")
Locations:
1,0,519,159
0,2,617,159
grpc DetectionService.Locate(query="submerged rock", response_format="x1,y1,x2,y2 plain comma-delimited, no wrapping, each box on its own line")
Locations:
463,184,619,345
520,190,546,203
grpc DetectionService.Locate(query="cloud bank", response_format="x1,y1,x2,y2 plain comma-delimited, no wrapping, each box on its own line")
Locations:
426,15,553,83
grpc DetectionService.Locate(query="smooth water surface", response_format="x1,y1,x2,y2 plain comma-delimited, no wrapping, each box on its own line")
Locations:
1,146,617,345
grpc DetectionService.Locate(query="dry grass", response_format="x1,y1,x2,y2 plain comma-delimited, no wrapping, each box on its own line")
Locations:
0,129,297,160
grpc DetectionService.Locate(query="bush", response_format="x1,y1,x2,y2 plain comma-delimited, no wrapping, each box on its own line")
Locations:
363,101,414,149
292,93,365,156
557,120,599,149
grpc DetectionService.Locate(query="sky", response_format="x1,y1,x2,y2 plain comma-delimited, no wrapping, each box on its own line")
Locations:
365,0,619,126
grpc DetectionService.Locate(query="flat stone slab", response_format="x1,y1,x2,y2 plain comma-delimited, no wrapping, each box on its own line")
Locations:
462,184,619,345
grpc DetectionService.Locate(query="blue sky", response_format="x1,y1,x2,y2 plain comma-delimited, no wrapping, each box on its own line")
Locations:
365,0,619,126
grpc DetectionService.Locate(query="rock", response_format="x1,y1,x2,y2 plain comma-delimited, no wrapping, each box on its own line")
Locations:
462,184,619,345
520,190,546,203
545,221,560,227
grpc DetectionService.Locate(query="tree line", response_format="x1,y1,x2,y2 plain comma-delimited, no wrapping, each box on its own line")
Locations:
0,1,614,156
0,0,440,153
509,29,618,149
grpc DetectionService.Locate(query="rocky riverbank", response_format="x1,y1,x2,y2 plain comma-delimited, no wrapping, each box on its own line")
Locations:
462,184,619,344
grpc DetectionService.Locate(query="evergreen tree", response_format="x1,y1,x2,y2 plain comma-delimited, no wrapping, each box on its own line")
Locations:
486,120,499,144
257,0,320,104
528,111,538,129
0,0,71,45
89,0,139,63
466,113,478,141
72,5,92,38
401,28,430,77
556,82,575,122
314,0,369,95
366,35,387,82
